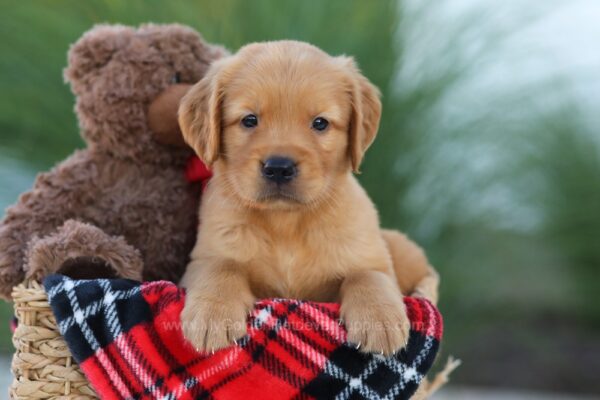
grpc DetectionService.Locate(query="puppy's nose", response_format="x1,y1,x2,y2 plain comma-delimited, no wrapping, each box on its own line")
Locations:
262,156,297,183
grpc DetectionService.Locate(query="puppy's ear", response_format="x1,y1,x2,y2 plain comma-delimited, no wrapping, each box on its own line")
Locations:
178,58,230,166
343,57,382,173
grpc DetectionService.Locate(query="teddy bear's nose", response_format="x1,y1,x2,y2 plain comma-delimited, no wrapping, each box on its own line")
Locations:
148,84,192,147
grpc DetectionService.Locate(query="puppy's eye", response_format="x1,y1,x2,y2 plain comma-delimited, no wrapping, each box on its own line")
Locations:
312,117,329,132
171,72,181,84
241,114,259,128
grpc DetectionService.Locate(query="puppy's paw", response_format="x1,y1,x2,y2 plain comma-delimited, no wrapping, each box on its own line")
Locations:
342,299,410,356
181,297,249,353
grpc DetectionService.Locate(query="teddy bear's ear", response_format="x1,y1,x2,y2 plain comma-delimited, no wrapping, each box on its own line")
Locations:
178,58,233,166
64,24,134,85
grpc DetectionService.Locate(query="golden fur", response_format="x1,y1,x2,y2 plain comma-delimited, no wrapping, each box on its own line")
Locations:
178,41,439,356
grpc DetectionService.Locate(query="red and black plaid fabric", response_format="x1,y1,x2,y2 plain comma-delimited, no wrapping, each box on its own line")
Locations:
44,274,443,400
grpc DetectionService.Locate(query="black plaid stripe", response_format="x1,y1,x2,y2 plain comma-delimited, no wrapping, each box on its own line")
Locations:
141,283,250,399
228,300,342,393
104,338,142,398
120,328,169,398
44,275,150,361
254,303,326,371
301,334,439,399
91,347,139,399
307,301,340,321
140,282,208,394
144,324,210,399
292,305,342,349
261,324,323,373
243,302,311,388
145,284,184,315
135,283,211,399
193,362,255,399
262,300,340,355
45,276,161,398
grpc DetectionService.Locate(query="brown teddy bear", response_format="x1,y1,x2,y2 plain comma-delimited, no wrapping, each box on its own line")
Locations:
0,23,226,299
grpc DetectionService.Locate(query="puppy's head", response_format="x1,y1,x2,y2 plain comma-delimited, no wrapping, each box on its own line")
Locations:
179,41,381,210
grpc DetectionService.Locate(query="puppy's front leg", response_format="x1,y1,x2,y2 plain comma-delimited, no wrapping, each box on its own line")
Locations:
340,270,410,355
180,260,255,352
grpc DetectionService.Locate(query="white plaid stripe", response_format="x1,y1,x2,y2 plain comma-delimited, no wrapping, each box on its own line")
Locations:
162,346,245,400
250,301,338,369
93,347,134,397
279,322,328,367
92,279,167,399
299,301,347,342
322,336,435,400
48,278,140,335
49,277,136,399
327,356,395,400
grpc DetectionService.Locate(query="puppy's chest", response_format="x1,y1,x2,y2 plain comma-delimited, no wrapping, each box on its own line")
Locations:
251,236,341,301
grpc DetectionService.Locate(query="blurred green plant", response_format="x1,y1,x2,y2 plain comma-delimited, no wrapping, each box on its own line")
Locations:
515,105,600,325
0,0,398,166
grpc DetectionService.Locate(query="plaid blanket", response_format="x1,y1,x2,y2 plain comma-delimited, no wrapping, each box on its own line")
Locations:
44,274,442,400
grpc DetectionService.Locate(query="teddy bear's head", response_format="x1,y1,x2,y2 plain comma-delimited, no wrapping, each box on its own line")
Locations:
64,24,227,165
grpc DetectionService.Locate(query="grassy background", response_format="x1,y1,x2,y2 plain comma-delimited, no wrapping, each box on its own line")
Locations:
1,0,599,393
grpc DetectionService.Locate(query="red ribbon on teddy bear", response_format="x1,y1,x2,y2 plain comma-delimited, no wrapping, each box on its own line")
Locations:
185,155,212,190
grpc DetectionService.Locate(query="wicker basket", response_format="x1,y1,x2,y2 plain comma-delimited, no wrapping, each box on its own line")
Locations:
10,280,97,399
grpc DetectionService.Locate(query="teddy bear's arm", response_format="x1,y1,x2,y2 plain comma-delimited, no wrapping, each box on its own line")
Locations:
0,213,144,300
25,219,143,283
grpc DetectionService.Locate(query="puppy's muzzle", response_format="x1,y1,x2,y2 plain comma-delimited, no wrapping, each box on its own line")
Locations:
262,156,298,184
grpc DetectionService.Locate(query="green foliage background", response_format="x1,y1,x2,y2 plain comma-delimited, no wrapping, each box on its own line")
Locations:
1,0,598,393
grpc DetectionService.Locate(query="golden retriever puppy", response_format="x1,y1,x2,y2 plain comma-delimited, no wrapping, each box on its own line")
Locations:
178,41,439,355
